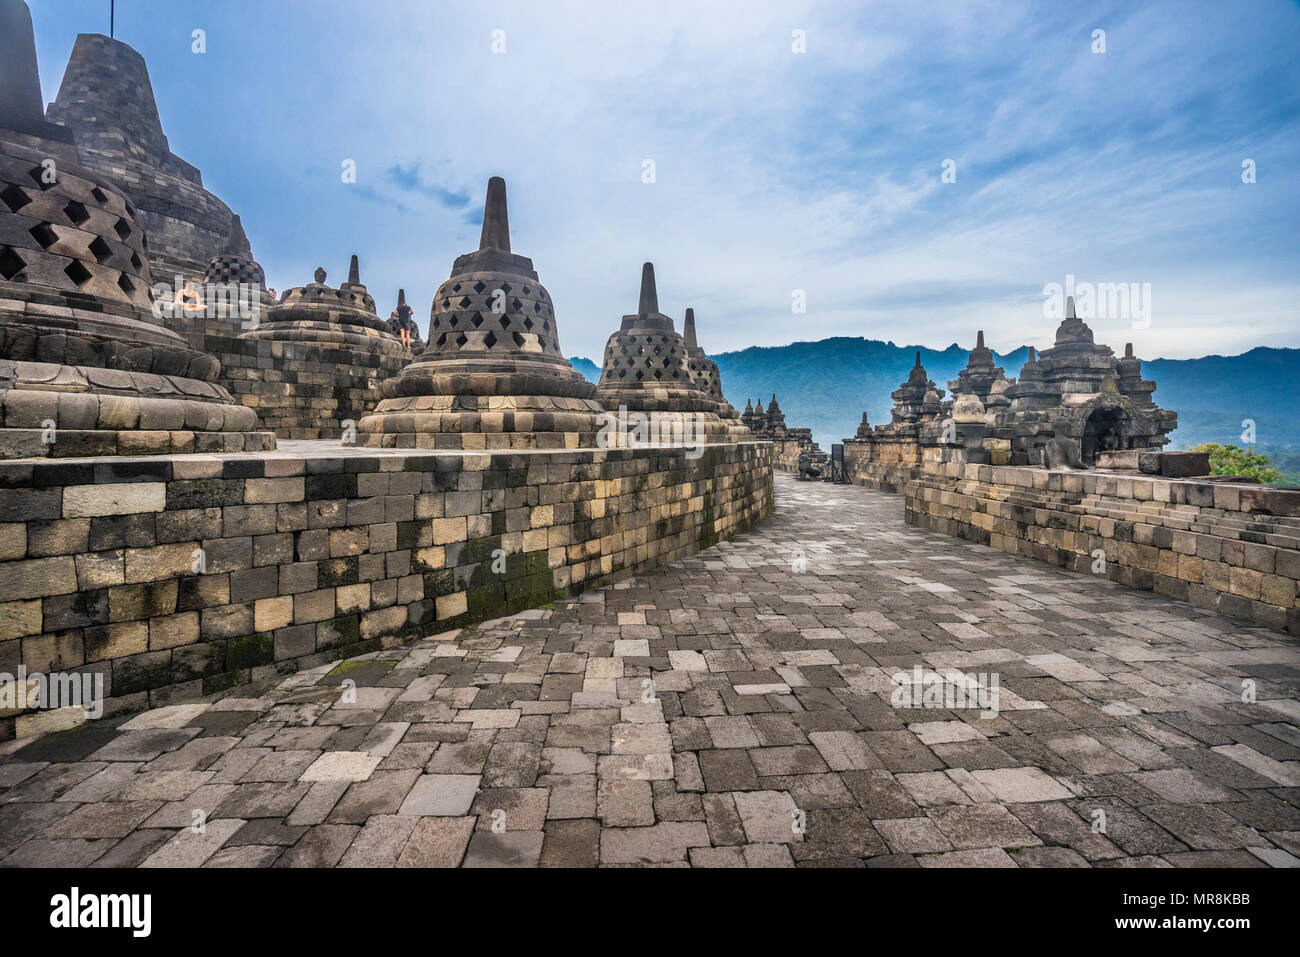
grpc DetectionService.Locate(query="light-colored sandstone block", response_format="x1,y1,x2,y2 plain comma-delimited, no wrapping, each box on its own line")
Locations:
63,482,166,518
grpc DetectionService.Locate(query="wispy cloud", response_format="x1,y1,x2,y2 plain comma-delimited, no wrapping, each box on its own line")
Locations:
385,162,470,208
30,0,1300,361
351,184,408,216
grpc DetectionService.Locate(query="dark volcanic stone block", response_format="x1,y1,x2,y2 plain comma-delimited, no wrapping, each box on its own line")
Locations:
226,632,274,670
112,650,173,695
1159,452,1211,478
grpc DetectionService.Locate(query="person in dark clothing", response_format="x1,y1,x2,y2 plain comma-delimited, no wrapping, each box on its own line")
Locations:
392,288,417,349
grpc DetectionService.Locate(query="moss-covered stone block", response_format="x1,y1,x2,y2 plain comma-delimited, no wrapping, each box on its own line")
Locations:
318,555,359,587
316,614,361,650
112,650,172,695
423,569,456,599
226,632,274,670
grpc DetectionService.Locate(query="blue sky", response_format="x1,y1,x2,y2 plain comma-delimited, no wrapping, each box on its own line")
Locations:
29,0,1300,362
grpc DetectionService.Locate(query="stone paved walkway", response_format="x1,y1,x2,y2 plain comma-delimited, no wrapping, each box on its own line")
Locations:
2,474,1299,868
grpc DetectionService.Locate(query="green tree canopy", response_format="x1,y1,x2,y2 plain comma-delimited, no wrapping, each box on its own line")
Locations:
1189,443,1282,483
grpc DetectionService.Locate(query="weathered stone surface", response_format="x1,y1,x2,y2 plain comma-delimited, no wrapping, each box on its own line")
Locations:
358,178,605,450
0,439,771,725
0,19,273,458
842,311,1179,491
906,462,1300,636
0,474,1295,871
225,258,411,439
594,264,742,445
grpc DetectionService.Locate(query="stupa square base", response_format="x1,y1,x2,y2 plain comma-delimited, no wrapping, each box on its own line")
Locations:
0,359,274,458
0,427,276,458
357,393,610,451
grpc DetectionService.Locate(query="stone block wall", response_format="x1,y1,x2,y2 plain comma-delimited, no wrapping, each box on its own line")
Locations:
0,441,773,736
201,333,412,439
842,435,925,492
770,439,812,472
904,462,1300,636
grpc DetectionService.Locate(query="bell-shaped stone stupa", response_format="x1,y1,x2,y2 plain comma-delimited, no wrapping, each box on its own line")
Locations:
228,257,409,439
948,330,1005,401
0,0,271,457
245,256,403,352
169,213,278,344
358,177,605,450
595,263,733,443
45,29,248,284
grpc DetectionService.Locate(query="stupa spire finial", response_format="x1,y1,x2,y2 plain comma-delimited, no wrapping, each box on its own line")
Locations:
0,0,45,124
479,176,511,253
348,255,360,285
637,262,658,317
683,308,699,350
1066,295,1077,320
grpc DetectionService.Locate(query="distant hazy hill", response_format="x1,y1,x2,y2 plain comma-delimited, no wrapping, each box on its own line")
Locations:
568,341,1300,471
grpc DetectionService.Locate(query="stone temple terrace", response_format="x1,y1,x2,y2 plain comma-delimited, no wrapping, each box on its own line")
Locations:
0,1,1296,869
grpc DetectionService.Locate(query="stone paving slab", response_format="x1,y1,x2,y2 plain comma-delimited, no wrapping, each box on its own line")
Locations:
1,474,1298,867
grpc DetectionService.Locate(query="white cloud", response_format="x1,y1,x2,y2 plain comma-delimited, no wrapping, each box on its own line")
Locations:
31,0,1300,362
